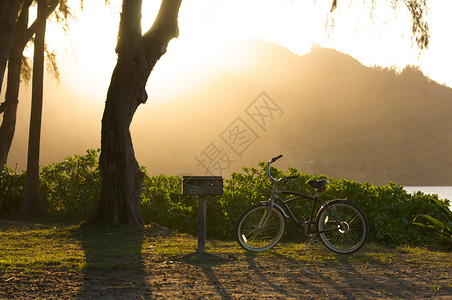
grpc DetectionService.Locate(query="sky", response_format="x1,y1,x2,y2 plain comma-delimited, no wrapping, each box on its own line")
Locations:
3,0,452,174
44,0,452,95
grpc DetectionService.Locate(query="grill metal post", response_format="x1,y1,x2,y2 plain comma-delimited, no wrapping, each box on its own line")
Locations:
197,195,207,252
182,176,223,253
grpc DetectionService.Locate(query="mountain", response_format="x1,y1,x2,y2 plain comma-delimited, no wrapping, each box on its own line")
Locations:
7,39,452,186
131,39,452,186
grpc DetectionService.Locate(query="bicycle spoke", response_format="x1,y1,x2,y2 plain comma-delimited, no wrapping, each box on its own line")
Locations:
237,205,285,252
317,201,369,254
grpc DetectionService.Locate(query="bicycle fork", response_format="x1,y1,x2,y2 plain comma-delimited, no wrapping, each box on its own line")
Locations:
260,198,277,228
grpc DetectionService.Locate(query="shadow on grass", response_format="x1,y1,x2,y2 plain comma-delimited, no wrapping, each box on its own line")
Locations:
74,224,148,299
181,251,233,299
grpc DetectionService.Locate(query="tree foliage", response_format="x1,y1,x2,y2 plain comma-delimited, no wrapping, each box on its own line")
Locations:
329,0,429,50
413,198,452,241
1,150,450,248
0,0,80,170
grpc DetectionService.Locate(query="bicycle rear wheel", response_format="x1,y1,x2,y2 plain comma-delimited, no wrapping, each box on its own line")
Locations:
316,200,369,254
236,203,285,252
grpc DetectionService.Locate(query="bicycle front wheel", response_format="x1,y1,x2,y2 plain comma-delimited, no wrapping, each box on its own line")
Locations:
316,200,369,254
236,203,285,252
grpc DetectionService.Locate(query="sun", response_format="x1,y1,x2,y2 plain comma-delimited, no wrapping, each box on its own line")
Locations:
44,2,120,101
45,1,232,101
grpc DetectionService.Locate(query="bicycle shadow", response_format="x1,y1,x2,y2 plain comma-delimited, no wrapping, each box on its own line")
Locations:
331,254,424,298
179,248,324,299
243,251,321,298
264,247,426,299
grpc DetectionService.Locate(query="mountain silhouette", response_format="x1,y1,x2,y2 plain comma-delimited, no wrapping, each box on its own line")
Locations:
132,39,452,186
7,39,451,186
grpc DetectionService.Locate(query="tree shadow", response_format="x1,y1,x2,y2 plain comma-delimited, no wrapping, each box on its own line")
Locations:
74,224,149,299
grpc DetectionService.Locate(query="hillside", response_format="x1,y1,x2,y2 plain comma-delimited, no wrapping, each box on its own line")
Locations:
6,39,452,186
132,39,452,185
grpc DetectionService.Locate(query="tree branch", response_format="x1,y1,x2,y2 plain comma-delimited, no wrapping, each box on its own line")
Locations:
23,0,60,48
115,0,143,56
142,0,182,60
329,0,429,50
402,0,429,50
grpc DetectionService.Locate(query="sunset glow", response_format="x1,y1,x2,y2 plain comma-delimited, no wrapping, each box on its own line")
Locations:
41,0,452,102
4,0,452,175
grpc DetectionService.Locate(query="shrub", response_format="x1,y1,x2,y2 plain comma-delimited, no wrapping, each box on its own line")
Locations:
0,166,26,216
413,197,452,244
324,180,449,246
2,150,450,248
140,173,198,234
40,149,101,218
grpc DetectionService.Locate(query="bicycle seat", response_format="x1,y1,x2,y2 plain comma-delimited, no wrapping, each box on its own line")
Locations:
307,179,329,190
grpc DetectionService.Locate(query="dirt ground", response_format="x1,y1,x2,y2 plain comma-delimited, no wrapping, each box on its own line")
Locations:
2,247,451,299
1,220,451,299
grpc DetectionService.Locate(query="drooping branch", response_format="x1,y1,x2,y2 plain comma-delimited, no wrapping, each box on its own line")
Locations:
403,0,429,50
328,0,429,50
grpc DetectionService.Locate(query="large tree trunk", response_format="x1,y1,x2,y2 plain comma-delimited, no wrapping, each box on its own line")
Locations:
87,0,182,226
21,0,47,218
0,0,19,91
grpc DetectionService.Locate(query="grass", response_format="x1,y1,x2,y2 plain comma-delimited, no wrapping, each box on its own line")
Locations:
2,221,451,299
0,225,85,273
0,221,450,276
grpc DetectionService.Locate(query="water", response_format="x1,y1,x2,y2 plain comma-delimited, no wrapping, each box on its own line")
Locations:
404,186,452,201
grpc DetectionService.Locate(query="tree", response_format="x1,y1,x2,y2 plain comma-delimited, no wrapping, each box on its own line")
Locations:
21,0,48,218
0,0,72,167
0,0,20,91
87,0,182,225
87,0,429,226
1,0,76,217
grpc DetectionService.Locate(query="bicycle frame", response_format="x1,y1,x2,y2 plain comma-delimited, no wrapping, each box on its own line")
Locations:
237,155,369,254
265,156,345,235
269,190,336,235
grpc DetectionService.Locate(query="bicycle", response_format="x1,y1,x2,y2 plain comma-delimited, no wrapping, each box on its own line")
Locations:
236,155,369,254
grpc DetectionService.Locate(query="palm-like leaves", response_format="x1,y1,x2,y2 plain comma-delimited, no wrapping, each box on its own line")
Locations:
413,198,452,240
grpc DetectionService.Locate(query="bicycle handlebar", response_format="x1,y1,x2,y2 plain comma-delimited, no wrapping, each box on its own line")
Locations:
270,155,283,163
268,155,300,183
268,155,282,182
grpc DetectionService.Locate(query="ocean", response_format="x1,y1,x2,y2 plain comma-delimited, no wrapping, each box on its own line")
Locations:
404,186,452,201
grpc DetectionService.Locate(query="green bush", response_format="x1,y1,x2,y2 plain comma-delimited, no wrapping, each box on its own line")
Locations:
413,197,452,243
140,173,198,234
323,180,449,246
0,166,26,216
40,149,101,218
2,150,450,247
